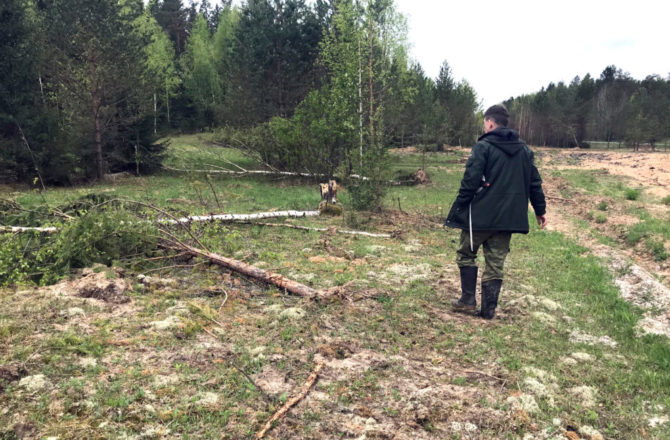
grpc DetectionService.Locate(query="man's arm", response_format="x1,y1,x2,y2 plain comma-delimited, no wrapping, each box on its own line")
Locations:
453,142,488,207
528,150,547,228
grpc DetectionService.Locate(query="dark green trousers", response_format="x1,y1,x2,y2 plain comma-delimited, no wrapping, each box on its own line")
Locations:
456,230,511,282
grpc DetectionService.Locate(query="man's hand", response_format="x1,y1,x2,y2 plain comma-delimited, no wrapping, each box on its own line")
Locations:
536,214,547,229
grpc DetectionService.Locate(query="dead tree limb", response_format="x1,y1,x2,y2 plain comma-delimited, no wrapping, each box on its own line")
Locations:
546,195,575,203
163,165,321,178
176,242,319,299
163,166,413,186
239,222,391,238
254,362,324,440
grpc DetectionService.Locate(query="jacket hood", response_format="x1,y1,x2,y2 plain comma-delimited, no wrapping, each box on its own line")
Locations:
478,128,523,156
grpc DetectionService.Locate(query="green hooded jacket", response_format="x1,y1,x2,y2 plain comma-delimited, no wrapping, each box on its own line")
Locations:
444,127,546,234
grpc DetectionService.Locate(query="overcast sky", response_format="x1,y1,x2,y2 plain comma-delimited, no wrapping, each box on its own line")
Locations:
393,0,670,109
222,0,670,109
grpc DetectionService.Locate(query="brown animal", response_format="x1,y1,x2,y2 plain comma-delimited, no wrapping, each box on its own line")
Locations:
319,180,338,204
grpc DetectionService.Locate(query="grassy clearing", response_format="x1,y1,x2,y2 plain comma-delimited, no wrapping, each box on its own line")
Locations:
1,138,669,439
549,168,641,201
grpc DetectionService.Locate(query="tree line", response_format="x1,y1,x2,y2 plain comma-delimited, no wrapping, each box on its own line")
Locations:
0,0,479,186
504,66,670,149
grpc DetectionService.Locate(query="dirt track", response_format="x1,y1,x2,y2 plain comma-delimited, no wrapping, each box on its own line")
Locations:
541,148,670,198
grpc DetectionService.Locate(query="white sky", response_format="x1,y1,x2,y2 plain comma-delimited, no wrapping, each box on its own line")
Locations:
222,0,670,109
393,0,670,109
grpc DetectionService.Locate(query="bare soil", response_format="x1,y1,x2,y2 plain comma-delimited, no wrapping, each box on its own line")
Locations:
540,148,670,338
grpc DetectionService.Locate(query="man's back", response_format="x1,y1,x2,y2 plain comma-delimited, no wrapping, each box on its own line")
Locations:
445,127,545,234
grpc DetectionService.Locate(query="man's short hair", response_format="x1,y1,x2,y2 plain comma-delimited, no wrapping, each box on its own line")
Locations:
484,104,509,127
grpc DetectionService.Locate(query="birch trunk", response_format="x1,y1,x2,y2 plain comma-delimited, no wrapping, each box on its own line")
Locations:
88,52,104,180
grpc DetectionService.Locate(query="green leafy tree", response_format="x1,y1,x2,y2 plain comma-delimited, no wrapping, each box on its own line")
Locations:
134,9,180,131
181,13,222,127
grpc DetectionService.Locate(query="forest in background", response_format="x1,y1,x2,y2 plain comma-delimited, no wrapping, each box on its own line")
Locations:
0,0,479,185
2,0,670,186
505,66,670,149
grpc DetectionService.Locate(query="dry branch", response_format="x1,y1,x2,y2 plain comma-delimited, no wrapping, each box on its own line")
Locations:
546,195,575,203
176,242,319,298
163,166,407,184
239,221,391,238
163,165,321,178
254,362,324,440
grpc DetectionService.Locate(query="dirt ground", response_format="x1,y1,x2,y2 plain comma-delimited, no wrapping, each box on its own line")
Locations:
539,148,670,339
540,148,670,198
2,146,670,439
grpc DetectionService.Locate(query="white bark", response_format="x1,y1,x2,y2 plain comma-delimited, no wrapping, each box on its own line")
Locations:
0,226,59,234
164,210,321,225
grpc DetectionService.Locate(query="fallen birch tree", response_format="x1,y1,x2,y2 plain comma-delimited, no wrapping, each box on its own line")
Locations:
164,210,320,225
0,225,60,234
164,165,424,186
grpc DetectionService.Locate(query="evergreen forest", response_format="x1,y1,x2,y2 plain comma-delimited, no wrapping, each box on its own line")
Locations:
2,0,670,186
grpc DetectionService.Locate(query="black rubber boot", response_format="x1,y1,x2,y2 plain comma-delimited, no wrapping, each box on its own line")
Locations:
451,266,478,313
479,279,502,319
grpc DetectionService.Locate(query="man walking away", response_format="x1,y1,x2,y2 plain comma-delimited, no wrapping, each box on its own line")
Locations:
444,104,547,319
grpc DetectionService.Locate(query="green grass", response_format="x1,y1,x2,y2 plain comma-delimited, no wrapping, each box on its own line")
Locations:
2,137,670,439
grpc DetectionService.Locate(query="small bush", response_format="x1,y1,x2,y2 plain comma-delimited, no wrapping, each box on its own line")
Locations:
661,195,670,205
624,188,640,201
626,224,646,244
645,238,668,262
595,214,607,224
596,201,608,211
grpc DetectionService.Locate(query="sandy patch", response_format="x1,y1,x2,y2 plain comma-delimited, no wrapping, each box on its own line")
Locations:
569,330,618,348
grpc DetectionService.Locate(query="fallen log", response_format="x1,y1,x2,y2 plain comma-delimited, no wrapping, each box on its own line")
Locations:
0,226,59,234
164,210,320,225
176,242,319,298
255,362,324,439
239,222,392,238
2,211,320,234
163,165,321,178
163,166,409,184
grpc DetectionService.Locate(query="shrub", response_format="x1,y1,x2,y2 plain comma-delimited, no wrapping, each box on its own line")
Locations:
661,195,670,205
645,238,668,262
626,224,646,244
624,188,640,201
596,201,608,211
595,213,607,224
